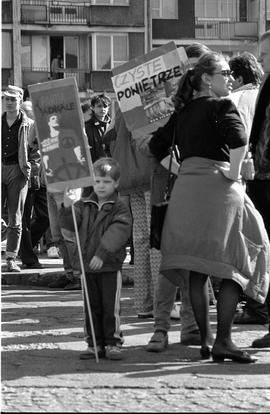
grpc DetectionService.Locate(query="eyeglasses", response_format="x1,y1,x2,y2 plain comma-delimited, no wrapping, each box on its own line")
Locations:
213,70,233,78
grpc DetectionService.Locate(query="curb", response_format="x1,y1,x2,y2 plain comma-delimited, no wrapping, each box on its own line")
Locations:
1,264,134,287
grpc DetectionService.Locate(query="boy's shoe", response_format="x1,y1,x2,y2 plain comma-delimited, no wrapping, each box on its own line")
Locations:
64,279,82,290
6,258,21,272
105,345,123,360
146,330,168,352
251,333,270,348
79,345,105,360
47,246,60,258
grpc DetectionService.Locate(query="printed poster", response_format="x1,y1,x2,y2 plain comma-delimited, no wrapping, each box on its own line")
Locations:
112,41,190,136
29,77,94,191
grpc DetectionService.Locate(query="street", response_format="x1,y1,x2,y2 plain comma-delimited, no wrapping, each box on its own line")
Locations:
2,281,270,412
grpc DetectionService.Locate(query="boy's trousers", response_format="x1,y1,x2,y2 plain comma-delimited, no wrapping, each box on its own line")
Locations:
83,270,122,348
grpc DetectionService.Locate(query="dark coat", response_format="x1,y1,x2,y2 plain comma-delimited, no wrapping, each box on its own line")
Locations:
59,191,132,273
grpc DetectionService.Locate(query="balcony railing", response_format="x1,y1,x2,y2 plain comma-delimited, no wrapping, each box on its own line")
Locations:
195,18,258,40
21,0,90,25
22,66,90,89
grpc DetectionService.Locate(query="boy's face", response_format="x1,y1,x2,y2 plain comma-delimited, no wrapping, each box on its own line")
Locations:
93,174,118,202
92,101,109,120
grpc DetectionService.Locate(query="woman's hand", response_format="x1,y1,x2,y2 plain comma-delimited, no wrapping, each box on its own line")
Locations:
241,153,255,181
89,255,103,271
216,164,242,181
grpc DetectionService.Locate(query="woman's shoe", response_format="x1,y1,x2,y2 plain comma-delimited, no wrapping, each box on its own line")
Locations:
200,345,212,359
212,348,257,363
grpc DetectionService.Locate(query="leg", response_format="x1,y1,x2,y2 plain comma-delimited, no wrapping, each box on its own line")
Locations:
189,271,213,347
47,191,72,273
19,189,40,265
214,279,242,349
31,185,50,247
101,271,123,346
4,165,28,260
178,271,202,345
83,272,104,348
130,191,154,314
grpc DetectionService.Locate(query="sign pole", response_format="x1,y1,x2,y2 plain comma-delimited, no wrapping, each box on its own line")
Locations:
71,202,99,363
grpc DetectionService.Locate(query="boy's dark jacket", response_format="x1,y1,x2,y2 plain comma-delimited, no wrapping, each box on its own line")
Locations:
59,191,132,273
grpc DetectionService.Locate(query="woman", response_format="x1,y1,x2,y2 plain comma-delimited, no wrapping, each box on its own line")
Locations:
149,52,270,363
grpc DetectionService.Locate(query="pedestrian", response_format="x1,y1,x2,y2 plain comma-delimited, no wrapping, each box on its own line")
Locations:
60,157,132,360
149,51,270,363
51,54,63,80
227,52,268,326
229,51,264,137
248,30,270,349
82,94,112,198
19,100,50,269
1,85,35,272
46,187,82,290
144,42,212,352
104,109,156,318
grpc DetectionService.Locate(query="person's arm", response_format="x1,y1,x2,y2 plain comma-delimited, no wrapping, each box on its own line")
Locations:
217,145,247,181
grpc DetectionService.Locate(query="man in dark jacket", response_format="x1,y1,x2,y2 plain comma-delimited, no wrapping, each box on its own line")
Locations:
2,85,35,272
248,30,270,348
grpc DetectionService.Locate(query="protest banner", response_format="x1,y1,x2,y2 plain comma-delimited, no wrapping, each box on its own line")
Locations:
111,41,190,136
29,77,94,191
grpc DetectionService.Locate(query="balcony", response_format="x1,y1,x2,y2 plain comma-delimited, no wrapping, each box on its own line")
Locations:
195,18,258,40
22,66,90,89
21,0,90,25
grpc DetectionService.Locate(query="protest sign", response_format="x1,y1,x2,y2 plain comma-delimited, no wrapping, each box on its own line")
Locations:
112,41,190,136
29,77,94,191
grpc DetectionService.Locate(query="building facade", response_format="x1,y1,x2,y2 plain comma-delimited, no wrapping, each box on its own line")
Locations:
2,0,270,96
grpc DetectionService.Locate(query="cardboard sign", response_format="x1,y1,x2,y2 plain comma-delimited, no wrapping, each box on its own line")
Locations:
112,41,190,136
29,78,94,191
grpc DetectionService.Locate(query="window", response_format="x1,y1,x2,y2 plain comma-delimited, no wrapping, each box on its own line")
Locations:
151,0,178,19
92,0,129,5
2,31,12,68
93,34,128,70
267,0,270,20
195,0,236,20
21,35,48,70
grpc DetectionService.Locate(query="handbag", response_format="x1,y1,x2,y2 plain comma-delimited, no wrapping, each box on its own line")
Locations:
150,130,177,250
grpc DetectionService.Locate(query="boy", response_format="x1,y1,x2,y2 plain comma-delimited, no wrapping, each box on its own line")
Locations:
60,158,132,360
83,94,112,198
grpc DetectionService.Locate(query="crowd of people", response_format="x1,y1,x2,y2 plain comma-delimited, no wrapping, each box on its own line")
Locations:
1,31,270,361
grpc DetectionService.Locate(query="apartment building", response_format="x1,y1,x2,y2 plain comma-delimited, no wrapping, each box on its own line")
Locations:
2,0,147,97
152,0,270,58
2,0,270,95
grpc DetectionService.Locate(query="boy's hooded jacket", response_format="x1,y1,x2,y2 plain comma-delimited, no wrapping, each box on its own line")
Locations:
59,191,132,273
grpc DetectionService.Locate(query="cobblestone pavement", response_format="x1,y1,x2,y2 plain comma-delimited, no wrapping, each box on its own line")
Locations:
2,285,270,412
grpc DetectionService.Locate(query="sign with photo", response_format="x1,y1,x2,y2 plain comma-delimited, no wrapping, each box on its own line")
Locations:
29,77,94,191
112,41,190,136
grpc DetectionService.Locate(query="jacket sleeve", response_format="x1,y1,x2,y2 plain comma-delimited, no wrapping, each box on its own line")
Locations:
95,202,132,262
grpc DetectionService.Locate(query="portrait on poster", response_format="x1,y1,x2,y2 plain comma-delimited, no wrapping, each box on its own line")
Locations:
29,78,94,191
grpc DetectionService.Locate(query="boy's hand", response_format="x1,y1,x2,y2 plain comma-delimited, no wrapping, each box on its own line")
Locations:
63,188,81,208
89,256,103,271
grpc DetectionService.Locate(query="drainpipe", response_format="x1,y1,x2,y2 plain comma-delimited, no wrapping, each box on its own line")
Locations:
12,0,22,87
258,0,266,38
145,0,152,53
